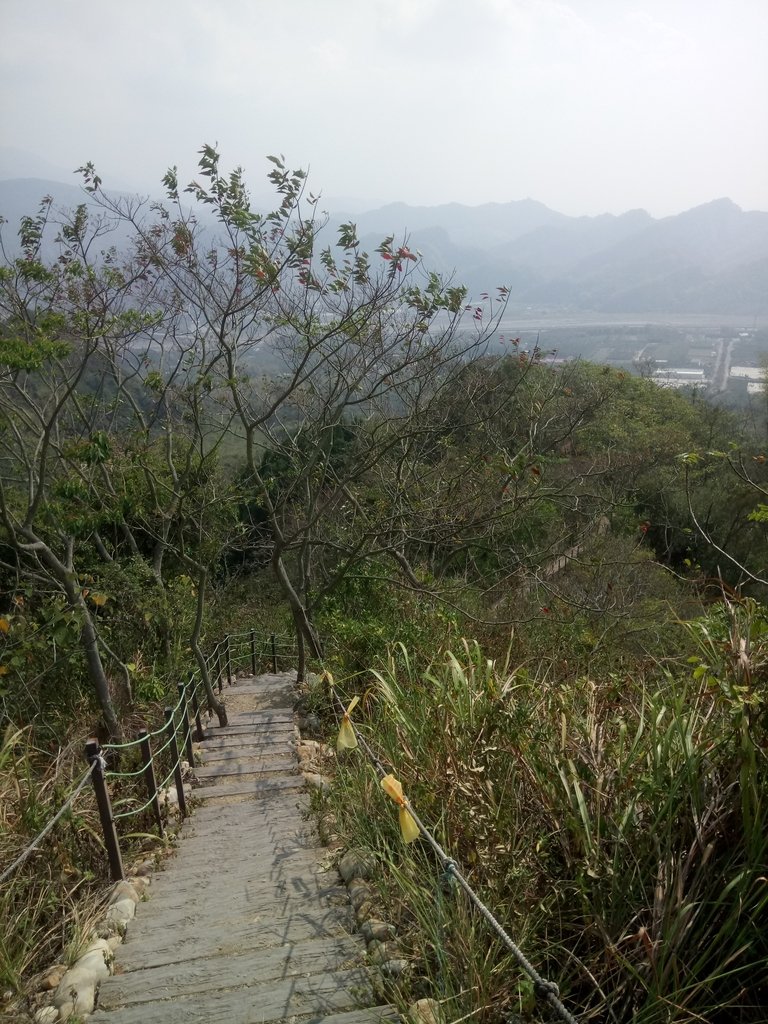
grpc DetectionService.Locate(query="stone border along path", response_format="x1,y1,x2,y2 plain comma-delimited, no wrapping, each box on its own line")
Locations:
89,671,394,1024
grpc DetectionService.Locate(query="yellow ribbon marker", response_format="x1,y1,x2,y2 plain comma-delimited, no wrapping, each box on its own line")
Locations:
380,773,421,844
336,695,360,752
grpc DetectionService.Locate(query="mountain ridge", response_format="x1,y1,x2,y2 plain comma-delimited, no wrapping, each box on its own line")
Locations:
1,176,766,314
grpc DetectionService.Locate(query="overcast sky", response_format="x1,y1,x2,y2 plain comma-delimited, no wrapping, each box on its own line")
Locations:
2,0,766,217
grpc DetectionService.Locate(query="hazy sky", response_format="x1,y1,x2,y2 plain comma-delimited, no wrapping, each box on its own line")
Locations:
2,0,766,216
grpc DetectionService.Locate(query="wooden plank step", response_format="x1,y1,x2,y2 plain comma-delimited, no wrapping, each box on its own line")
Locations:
227,709,295,722
141,835,331,876
198,748,295,762
207,737,295,750
129,878,346,929
195,777,305,800
195,753,296,769
176,800,308,826
90,966,373,1024
144,825,325,862
98,936,362,1004
141,847,327,888
201,736,295,749
199,742,295,758
116,908,354,971
195,761,297,780
220,726,294,737
204,724,295,737
198,744,296,761
197,745,297,760
185,801,310,830
289,1009,396,1024
204,724,295,738
139,871,339,913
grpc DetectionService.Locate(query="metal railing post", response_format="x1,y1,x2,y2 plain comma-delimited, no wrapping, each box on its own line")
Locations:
270,632,277,673
164,707,188,818
85,739,124,881
216,644,223,694
138,728,164,838
250,629,257,675
225,635,233,686
178,682,195,767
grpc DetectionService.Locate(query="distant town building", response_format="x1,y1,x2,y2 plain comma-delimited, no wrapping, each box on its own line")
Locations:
652,368,707,389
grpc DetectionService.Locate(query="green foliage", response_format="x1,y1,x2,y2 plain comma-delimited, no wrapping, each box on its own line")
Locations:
3,143,768,1015
0,334,70,371
0,729,109,991
328,627,768,1022
316,569,460,679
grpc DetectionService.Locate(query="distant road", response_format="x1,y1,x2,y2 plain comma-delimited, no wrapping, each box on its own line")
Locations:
497,312,768,331
711,337,737,393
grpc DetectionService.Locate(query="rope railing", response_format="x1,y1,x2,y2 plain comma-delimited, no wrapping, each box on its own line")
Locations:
76,628,296,881
0,763,96,886
104,682,191,751
3,628,297,888
329,681,580,1024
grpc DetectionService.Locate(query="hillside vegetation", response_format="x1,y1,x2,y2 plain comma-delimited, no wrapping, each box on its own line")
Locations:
0,149,766,1021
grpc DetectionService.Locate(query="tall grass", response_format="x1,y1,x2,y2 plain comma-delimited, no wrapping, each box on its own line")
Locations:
0,726,109,994
326,625,768,1022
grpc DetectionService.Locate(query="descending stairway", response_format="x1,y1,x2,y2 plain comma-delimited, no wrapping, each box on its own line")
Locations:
89,672,392,1024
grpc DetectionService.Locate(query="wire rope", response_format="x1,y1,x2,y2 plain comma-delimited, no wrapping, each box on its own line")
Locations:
0,765,95,886
330,686,580,1024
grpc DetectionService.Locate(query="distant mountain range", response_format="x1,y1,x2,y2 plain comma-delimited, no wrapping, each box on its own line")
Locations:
1,175,767,315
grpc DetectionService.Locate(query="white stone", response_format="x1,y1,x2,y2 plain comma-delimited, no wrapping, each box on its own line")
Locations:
348,881,373,911
34,1007,59,1024
408,998,444,1024
338,848,375,883
355,900,374,924
110,880,140,904
380,958,409,979
302,771,330,792
369,941,400,966
72,950,109,981
95,920,120,939
298,739,321,757
361,919,394,943
105,897,136,931
54,966,98,1016
74,939,112,980
40,965,66,991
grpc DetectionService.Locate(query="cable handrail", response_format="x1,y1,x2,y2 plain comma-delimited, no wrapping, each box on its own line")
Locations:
104,677,199,752
112,743,186,821
329,681,580,1024
0,763,95,886
4,626,300,885
105,725,178,779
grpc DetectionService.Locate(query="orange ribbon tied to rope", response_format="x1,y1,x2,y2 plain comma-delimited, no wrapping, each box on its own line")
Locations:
336,695,359,752
380,773,420,844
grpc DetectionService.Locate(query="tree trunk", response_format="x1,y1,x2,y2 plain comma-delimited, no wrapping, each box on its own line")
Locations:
189,565,228,727
26,536,123,740
62,579,122,740
272,550,323,659
294,614,307,683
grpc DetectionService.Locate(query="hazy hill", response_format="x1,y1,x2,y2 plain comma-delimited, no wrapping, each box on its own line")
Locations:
332,194,768,314
2,175,767,315
344,197,567,248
